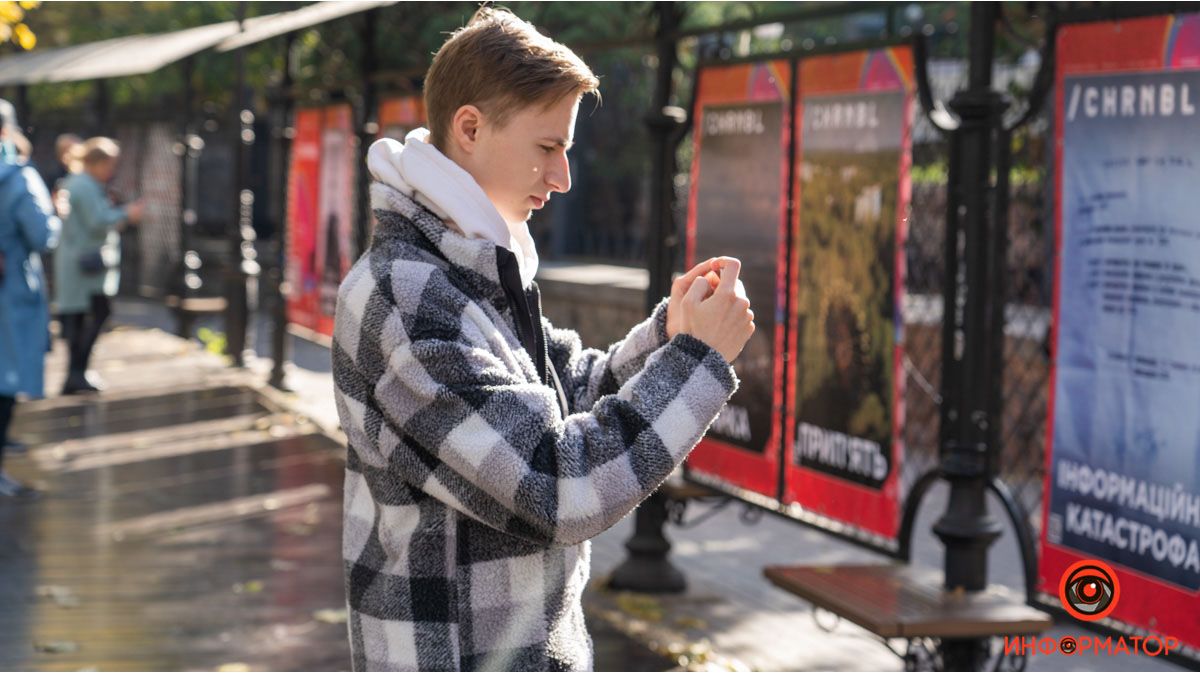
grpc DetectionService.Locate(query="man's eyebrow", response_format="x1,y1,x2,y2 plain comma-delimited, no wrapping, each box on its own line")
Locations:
540,137,574,149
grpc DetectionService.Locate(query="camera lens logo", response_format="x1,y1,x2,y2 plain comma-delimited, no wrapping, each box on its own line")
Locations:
1059,559,1120,621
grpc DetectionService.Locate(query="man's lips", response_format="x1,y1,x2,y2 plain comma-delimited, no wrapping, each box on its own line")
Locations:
530,195,546,209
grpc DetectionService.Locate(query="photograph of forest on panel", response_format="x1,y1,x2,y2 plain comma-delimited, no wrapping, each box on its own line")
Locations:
782,46,912,542
793,90,905,490
693,100,784,454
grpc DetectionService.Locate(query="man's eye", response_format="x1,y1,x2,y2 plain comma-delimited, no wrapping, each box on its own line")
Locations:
540,146,555,154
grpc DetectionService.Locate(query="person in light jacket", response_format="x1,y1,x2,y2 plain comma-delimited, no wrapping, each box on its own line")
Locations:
0,99,60,497
54,137,143,394
332,8,756,671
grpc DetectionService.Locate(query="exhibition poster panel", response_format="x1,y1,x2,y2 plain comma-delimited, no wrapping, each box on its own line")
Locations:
315,104,357,337
1042,14,1200,656
783,47,913,541
285,107,322,332
684,59,792,499
379,95,426,140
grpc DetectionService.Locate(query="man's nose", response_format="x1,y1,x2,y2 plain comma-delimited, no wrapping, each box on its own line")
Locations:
546,152,571,194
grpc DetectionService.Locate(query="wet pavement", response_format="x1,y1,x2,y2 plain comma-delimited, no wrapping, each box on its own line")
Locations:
0,322,673,671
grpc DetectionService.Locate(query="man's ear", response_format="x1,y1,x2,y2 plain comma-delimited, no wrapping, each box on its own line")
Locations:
448,104,484,155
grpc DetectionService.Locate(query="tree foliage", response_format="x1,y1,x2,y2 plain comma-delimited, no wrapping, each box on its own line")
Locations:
0,0,39,50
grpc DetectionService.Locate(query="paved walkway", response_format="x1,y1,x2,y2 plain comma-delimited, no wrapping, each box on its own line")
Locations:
6,297,1184,672
0,308,670,671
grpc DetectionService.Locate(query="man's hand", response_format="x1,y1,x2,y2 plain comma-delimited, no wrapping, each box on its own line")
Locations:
667,258,721,339
669,257,755,363
125,199,145,225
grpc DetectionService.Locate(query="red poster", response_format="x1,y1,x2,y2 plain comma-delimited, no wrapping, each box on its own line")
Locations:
315,104,356,337
782,47,914,542
379,95,426,140
1041,14,1200,661
286,108,322,333
684,60,792,499
367,96,427,238
286,104,357,337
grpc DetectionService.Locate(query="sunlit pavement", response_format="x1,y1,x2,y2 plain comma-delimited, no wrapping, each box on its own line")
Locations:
0,317,672,671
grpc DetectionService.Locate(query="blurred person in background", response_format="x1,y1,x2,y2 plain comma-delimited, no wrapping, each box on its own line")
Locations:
0,98,60,497
54,137,143,395
39,133,81,195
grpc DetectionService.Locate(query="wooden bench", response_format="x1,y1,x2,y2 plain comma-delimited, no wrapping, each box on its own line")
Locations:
764,564,1053,670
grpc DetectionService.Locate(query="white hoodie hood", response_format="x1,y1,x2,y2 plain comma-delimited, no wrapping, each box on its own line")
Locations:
366,127,539,287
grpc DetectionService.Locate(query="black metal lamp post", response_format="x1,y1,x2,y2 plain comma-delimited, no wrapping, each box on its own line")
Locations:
354,9,380,263
224,5,259,367
608,1,689,594
268,32,297,391
930,3,1008,669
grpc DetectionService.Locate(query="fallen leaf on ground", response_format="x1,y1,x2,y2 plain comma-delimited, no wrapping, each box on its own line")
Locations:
314,608,348,624
674,616,707,630
232,580,264,594
614,592,663,623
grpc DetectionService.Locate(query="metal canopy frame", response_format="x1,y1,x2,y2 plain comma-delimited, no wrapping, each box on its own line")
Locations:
0,0,394,87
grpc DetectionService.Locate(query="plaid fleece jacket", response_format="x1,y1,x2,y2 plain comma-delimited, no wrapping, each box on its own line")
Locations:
332,183,739,671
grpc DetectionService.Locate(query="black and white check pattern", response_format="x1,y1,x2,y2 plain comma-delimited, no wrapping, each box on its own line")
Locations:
333,183,739,671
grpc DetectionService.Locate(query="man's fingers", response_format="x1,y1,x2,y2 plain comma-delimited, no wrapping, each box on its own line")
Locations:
677,258,717,291
717,258,742,293
686,276,709,303
705,270,721,290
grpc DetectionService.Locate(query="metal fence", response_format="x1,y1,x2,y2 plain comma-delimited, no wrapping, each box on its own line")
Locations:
26,106,273,304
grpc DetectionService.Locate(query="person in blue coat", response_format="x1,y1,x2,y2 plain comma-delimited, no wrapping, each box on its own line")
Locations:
53,137,142,394
0,99,60,497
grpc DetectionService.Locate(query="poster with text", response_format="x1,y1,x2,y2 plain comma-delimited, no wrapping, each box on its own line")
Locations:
782,47,913,542
1041,14,1200,659
285,108,322,333
684,60,792,499
316,104,356,337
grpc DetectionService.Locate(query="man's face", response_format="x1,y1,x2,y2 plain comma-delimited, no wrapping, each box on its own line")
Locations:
467,94,579,227
90,158,117,183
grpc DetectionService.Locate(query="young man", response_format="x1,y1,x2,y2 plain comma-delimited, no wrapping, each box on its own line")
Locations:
333,8,755,671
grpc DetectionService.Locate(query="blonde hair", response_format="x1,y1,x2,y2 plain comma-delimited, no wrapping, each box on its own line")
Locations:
56,133,82,162
424,6,599,151
68,136,119,173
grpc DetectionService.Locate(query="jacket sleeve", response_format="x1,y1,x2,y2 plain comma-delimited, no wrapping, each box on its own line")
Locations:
332,273,737,548
70,178,126,235
543,297,671,414
13,167,60,252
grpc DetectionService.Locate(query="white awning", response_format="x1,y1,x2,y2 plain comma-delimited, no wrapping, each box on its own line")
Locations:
0,1,395,87
217,0,395,52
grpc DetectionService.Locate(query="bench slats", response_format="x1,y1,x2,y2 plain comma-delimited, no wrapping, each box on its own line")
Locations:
763,564,1052,639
